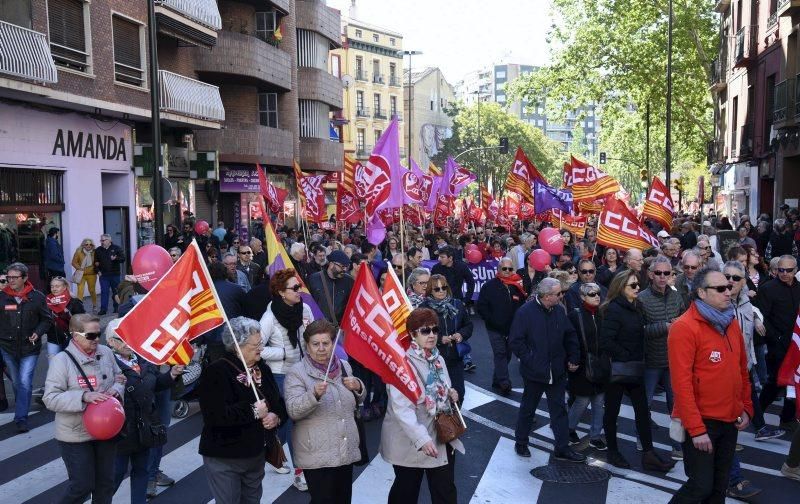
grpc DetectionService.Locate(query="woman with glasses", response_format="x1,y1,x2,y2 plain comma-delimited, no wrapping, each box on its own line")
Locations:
599,270,674,472
407,268,431,308
258,268,314,488
421,275,473,405
596,248,620,288
383,237,403,261
741,244,767,295
71,238,97,309
381,307,463,504
415,237,431,260
45,276,85,357
43,313,126,503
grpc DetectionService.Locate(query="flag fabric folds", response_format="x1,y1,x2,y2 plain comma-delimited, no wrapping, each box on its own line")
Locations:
441,157,476,197
257,164,288,215
533,179,573,214
550,210,588,239
336,185,361,224
342,154,359,194
777,311,800,420
116,241,224,365
504,147,544,204
566,155,621,203
641,176,675,231
597,197,660,251
381,264,413,350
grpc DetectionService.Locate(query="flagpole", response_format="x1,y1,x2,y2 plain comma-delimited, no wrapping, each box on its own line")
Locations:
399,205,407,290
323,329,343,383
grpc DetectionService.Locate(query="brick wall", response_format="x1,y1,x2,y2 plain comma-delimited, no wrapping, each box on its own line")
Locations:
296,0,341,47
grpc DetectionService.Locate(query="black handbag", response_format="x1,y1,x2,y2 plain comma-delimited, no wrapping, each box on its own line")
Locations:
127,388,167,448
573,308,610,383
342,366,368,466
609,360,645,384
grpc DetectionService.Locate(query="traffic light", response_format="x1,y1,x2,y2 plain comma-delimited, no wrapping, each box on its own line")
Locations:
499,137,509,154
599,152,606,164
673,179,683,191
640,169,648,182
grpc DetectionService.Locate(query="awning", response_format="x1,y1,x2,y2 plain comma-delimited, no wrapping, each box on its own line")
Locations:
0,20,57,83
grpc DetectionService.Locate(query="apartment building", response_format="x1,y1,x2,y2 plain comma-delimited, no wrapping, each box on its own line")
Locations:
402,67,455,169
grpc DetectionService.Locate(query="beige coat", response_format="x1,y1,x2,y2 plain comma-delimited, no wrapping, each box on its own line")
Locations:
284,358,366,469
43,342,125,443
379,349,465,468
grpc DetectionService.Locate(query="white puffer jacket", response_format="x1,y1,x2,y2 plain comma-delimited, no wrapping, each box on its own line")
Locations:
259,301,313,375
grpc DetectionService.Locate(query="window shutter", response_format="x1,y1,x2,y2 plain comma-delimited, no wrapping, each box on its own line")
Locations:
113,16,141,69
48,0,85,51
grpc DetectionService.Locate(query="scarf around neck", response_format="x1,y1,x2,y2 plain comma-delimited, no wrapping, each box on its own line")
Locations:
498,273,526,298
47,291,72,313
582,300,598,314
695,299,735,335
410,340,450,416
408,292,426,308
271,297,304,348
3,281,35,302
306,353,341,380
426,296,459,319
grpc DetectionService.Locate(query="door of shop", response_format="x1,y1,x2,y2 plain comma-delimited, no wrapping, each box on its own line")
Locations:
103,207,130,274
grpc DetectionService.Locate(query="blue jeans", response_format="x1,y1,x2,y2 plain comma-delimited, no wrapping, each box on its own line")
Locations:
99,273,121,312
754,344,767,389
115,448,151,504
568,393,605,439
47,341,66,357
0,349,40,423
644,367,679,450
147,388,172,481
274,373,294,460
728,454,743,486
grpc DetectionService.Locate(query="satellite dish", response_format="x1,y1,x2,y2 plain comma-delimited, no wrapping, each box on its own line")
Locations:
341,74,353,88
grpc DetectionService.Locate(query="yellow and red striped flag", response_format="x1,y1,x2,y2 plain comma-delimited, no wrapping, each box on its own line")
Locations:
565,155,621,203
381,263,412,350
597,197,660,252
504,147,544,204
641,176,675,231
428,161,442,176
343,154,359,194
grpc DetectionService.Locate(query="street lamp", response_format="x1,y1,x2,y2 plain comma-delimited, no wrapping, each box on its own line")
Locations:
398,50,423,163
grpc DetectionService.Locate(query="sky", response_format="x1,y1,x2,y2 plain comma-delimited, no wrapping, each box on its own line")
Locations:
327,0,554,84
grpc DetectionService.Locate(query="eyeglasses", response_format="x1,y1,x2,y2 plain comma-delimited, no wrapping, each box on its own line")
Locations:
285,284,303,292
170,254,179,258
627,282,640,290
700,246,711,251
416,280,428,286
705,284,732,293
683,264,699,270
5,275,23,280
416,326,440,336
652,270,671,277
73,331,101,340
232,241,240,245
777,267,797,273
477,231,485,235
566,269,576,275
500,267,514,272
431,286,446,293
724,274,744,282
239,251,252,255
585,292,600,298
579,269,595,275
393,264,404,269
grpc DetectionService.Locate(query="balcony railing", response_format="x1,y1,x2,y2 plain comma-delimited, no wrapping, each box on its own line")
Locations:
774,78,795,123
156,0,222,29
768,11,778,29
372,73,385,84
373,108,387,119
389,75,401,87
356,106,371,118
391,111,403,121
356,144,373,158
355,69,368,81
794,73,800,119
778,0,800,16
159,70,225,121
706,140,721,165
0,20,58,83
709,57,728,89
734,25,757,66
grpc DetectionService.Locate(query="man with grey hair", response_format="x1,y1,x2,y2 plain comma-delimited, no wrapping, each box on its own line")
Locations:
222,253,251,291
249,237,266,271
508,233,535,271
168,247,182,263
509,277,584,462
675,251,702,308
289,242,309,280
95,234,125,315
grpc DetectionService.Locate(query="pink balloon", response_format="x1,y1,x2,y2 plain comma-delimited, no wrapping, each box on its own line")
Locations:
83,397,125,440
539,227,564,256
466,248,483,264
465,243,479,253
132,244,172,290
528,249,551,272
194,220,210,235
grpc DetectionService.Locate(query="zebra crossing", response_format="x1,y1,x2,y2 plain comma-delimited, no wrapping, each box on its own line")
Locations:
1,380,797,503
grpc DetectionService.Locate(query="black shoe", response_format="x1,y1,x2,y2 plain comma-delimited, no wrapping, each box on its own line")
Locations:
515,443,531,457
569,430,580,445
554,448,586,463
15,421,29,434
464,362,477,372
0,397,8,412
642,450,676,472
97,310,107,316
589,438,608,451
607,450,630,469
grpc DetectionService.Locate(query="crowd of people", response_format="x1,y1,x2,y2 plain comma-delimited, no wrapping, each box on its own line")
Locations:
1,208,800,503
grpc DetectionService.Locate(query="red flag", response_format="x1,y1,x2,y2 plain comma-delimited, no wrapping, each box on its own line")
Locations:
257,164,288,215
342,155,359,194
381,265,413,350
504,147,544,204
551,210,588,238
597,197,660,251
777,312,800,420
355,159,392,216
299,174,327,223
520,201,536,220
566,155,621,203
641,176,675,231
116,241,224,365
336,185,361,224
504,195,521,218
342,265,422,403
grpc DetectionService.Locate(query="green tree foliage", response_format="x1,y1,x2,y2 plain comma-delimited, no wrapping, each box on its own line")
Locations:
571,122,589,158
433,101,564,194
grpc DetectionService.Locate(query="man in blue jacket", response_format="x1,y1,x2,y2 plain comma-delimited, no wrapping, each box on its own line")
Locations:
509,277,585,462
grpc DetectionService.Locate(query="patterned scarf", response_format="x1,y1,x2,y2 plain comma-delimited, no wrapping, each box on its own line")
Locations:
408,292,426,308
426,296,459,319
46,292,72,314
305,353,342,380
410,340,451,416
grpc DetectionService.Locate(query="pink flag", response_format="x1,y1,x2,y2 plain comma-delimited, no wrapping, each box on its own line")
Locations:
425,175,443,212
441,157,477,197
366,212,386,245
400,158,429,205
360,118,404,213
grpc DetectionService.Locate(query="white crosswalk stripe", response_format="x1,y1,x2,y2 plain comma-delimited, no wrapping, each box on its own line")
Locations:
470,436,546,503
0,419,54,462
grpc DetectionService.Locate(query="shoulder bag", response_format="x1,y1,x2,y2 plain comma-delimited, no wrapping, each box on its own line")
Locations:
435,399,467,444
572,308,609,384
609,361,645,383
342,365,368,466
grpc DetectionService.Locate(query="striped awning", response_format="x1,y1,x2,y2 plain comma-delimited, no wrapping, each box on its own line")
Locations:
157,0,222,30
0,20,57,83
159,70,225,122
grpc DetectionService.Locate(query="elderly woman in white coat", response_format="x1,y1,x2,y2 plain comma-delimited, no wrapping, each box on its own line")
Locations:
284,320,365,504
381,307,464,504
259,268,314,488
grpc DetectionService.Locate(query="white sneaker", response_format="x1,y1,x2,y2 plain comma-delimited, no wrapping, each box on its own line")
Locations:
273,464,290,474
782,463,800,481
293,472,308,492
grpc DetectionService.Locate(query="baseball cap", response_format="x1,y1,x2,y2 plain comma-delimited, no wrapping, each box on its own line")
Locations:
327,250,350,268
657,230,670,239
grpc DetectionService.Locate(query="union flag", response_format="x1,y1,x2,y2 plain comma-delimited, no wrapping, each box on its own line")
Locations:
504,147,544,204
641,176,675,231
597,197,659,251
566,156,621,203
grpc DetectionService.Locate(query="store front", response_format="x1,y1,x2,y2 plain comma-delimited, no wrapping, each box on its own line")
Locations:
0,100,134,289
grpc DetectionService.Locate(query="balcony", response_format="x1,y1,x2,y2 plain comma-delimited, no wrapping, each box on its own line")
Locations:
356,106,371,118
298,138,344,172
706,140,722,165
390,111,403,121
372,73,385,84
374,108,387,119
195,125,293,166
768,11,778,30
194,31,291,90
0,20,57,83
159,70,224,123
709,57,727,91
297,67,343,109
355,69,368,81
773,78,796,126
734,26,757,67
389,76,401,87
714,0,731,12
295,0,341,48
356,144,373,158
155,0,221,48
779,0,800,16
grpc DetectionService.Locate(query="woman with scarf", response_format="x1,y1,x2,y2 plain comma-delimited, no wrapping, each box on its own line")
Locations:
70,238,97,310
420,274,472,406
381,307,464,504
407,268,431,308
45,276,85,357
259,268,314,490
284,320,365,503
476,258,526,395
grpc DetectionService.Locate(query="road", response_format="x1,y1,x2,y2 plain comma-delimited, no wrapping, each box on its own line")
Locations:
0,316,797,503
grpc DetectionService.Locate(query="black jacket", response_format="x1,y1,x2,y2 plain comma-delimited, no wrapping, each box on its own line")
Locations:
757,277,800,365
431,261,475,302
517,267,545,298
765,230,798,261
595,264,621,288
243,282,272,321
198,356,287,459
200,280,247,347
567,306,603,396
307,271,354,325
420,298,473,363
564,281,607,312
94,244,126,275
599,297,646,363
476,277,525,334
47,298,86,347
0,287,52,357
509,299,579,384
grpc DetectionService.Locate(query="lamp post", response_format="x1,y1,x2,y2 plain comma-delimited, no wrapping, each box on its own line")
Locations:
471,90,483,190
147,0,164,245
398,50,422,163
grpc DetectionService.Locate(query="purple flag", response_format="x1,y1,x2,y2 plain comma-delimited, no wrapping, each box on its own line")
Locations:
533,179,573,214
441,157,476,197
366,212,386,246
368,118,405,211
425,175,443,212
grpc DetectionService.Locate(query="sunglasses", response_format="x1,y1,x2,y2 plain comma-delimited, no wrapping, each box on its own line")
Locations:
285,284,303,292
393,264,404,269
724,274,743,282
585,292,600,298
0,279,6,284
431,286,447,293
627,282,640,290
170,254,179,258
700,246,711,251
239,251,252,255
500,267,514,272
777,268,796,273
652,270,672,276
579,269,595,274
705,284,732,293
683,264,699,270
416,326,440,336
73,331,101,340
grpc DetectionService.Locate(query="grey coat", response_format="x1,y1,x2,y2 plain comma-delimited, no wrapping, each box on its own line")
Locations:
284,358,365,470
638,286,686,368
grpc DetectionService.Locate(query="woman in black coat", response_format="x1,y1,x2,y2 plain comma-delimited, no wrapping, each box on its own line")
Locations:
595,248,621,288
199,316,288,504
599,270,673,472
420,274,473,406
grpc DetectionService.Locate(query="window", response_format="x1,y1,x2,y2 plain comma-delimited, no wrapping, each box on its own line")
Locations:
374,93,381,113
357,129,365,150
497,94,506,103
112,15,144,87
356,91,365,112
1,0,32,28
259,93,278,128
48,0,89,72
496,70,506,79
331,54,341,77
255,10,277,43
375,130,382,142
390,96,397,116
430,100,434,111
355,29,362,38
373,33,379,42
355,56,364,79
587,121,594,128
389,37,396,46
389,63,396,80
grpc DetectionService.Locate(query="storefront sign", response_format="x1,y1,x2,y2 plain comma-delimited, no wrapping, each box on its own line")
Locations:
220,166,259,193
421,259,498,301
0,101,131,172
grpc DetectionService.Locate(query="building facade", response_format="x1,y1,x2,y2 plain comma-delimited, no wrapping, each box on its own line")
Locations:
402,67,455,169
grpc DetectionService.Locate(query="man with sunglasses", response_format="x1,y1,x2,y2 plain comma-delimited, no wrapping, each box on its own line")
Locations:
564,260,607,312
94,234,126,315
307,251,354,326
675,251,702,308
0,262,52,432
236,245,262,287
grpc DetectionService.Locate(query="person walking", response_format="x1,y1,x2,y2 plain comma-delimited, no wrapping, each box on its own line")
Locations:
596,248,621,288
565,259,607,311
307,251,354,326
94,234,125,315
44,227,66,288
476,258,526,395
430,246,475,306
509,277,586,463
45,276,85,357
0,262,52,432
668,269,754,503
71,239,97,310
407,268,431,308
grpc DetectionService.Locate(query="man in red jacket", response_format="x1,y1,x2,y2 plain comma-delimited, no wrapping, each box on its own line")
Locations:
668,268,754,503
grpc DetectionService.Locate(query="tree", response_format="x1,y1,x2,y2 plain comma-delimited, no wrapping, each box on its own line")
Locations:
571,122,588,158
433,101,564,194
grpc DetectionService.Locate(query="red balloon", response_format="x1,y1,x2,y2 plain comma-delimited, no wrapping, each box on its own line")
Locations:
539,227,564,256
194,220,210,235
465,243,479,253
132,244,172,290
465,248,483,264
528,249,551,272
83,396,125,440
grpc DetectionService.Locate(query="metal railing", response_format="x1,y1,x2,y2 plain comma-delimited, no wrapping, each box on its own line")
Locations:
391,111,403,121
356,106,371,117
389,75,401,86
774,78,795,123
159,70,225,121
0,20,58,82
779,0,791,13
156,0,222,30
372,73,385,84
739,124,753,157
356,144,373,157
706,140,721,165
735,25,758,64
355,69,368,81
768,11,778,28
373,108,387,119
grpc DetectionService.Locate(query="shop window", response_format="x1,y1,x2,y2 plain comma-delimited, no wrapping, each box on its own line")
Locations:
259,92,279,128
112,15,145,87
48,0,90,73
